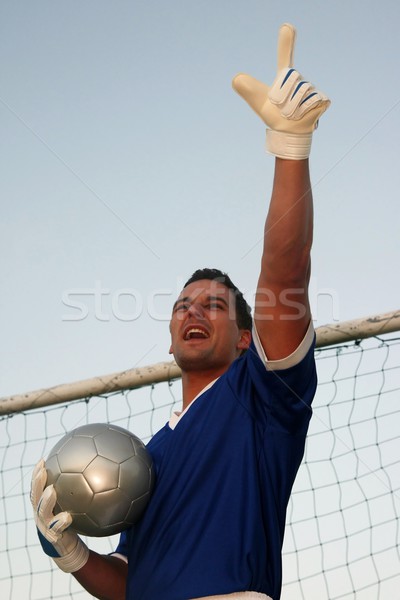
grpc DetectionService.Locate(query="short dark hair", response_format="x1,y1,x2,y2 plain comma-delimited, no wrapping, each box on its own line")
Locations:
183,268,252,331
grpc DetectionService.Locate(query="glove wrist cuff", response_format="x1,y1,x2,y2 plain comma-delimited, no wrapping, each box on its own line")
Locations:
53,538,90,573
266,129,312,160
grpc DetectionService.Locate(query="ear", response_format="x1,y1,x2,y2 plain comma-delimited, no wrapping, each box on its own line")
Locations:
237,329,252,351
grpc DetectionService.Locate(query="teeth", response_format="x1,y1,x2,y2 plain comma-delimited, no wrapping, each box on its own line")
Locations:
185,328,208,340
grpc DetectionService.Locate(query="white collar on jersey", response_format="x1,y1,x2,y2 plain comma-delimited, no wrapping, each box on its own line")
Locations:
168,377,219,430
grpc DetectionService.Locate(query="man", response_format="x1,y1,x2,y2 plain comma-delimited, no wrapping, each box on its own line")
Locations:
31,23,330,600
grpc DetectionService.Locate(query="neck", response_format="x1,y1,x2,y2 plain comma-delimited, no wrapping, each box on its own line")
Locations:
180,367,226,410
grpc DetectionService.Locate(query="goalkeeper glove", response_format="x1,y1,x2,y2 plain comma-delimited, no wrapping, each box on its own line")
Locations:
232,23,330,159
30,459,90,573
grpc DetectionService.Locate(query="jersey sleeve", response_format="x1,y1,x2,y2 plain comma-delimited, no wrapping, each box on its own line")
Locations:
252,319,315,370
113,529,129,559
229,325,317,436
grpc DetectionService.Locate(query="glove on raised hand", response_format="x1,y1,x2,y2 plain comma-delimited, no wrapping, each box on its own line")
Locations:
232,23,330,159
30,459,90,573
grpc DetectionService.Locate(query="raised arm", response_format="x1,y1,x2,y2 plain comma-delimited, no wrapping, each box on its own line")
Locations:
233,23,330,360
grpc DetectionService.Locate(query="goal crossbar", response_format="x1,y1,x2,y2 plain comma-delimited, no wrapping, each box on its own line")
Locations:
1,309,399,417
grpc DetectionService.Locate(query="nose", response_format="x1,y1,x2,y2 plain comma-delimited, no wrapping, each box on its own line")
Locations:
187,302,205,319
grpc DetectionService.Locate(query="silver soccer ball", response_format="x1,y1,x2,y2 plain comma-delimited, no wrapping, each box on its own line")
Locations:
45,423,154,537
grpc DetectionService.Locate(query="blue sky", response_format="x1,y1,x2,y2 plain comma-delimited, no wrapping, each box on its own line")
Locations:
1,0,400,397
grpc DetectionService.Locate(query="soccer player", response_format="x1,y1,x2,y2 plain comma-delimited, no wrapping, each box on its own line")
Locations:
31,23,330,600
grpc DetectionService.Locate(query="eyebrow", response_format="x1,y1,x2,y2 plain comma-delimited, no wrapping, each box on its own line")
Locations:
172,294,229,311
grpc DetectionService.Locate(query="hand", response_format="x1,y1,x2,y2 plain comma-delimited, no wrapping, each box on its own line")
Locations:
30,459,90,573
232,23,330,159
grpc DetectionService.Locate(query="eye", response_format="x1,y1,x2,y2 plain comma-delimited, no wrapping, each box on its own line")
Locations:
174,302,189,313
207,301,224,310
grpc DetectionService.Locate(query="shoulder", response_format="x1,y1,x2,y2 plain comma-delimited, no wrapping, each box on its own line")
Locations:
224,322,317,426
228,320,316,387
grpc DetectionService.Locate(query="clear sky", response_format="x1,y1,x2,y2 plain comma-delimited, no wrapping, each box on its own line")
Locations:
1,0,400,397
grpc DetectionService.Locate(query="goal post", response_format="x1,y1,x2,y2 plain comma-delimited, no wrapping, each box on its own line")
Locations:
1,309,399,416
1,310,400,600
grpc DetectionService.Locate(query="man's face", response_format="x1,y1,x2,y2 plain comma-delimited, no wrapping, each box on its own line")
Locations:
169,279,250,373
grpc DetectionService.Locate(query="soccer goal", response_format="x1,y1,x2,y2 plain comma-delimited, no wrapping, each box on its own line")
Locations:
1,310,399,600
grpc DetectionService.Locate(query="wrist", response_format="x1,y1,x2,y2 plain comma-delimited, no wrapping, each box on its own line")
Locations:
266,129,312,160
53,537,90,573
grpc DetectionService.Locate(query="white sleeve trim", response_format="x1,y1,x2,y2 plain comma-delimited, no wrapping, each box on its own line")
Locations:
252,320,315,371
109,552,128,564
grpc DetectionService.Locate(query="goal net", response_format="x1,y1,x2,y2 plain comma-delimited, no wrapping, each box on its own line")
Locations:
1,312,400,599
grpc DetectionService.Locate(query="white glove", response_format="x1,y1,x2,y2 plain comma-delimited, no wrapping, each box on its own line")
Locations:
232,23,330,159
30,459,90,573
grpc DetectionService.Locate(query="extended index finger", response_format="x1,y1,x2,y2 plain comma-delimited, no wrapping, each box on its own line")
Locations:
277,23,296,72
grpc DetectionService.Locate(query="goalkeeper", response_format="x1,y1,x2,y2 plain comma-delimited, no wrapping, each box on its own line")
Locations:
31,23,330,600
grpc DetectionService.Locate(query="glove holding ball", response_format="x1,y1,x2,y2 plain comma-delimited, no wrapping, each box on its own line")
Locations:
232,23,330,159
31,459,90,573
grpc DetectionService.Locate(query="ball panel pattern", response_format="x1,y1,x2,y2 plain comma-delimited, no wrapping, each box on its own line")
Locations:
57,437,98,473
45,423,154,537
119,456,152,499
55,472,94,513
93,426,136,463
84,456,120,493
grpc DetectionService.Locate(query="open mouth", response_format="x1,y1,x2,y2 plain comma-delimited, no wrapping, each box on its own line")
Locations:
184,327,210,341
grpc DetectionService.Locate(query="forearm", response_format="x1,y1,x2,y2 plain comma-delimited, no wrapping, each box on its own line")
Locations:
254,158,313,358
261,158,313,286
72,551,128,600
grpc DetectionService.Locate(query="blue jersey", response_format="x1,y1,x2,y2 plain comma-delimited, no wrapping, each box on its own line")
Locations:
115,335,317,600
